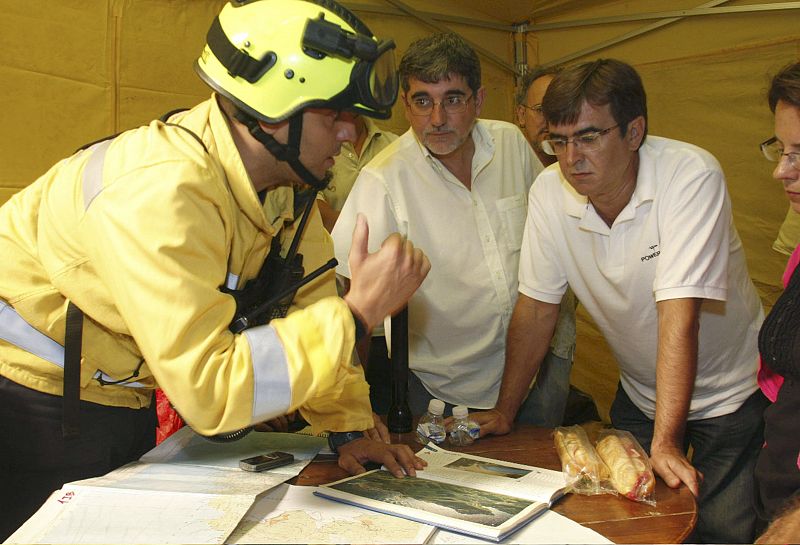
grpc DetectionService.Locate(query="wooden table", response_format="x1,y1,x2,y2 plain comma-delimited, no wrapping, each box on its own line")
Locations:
292,425,697,544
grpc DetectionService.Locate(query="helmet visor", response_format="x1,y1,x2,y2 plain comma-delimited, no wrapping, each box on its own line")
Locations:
366,43,398,109
335,40,397,119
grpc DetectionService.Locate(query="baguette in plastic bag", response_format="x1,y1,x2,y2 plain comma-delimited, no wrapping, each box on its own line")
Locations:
553,425,614,495
596,429,656,505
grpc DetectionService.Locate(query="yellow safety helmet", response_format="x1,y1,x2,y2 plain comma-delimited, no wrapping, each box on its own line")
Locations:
196,0,397,123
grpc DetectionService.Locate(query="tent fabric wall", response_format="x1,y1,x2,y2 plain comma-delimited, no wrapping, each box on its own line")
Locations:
1,1,110,203
1,0,798,296
0,0,225,203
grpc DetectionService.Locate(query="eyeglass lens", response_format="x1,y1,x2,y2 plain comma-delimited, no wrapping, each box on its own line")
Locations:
542,125,619,155
762,138,800,169
408,94,471,116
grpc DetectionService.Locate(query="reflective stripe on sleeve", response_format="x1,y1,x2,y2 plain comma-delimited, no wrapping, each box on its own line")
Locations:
243,324,292,422
82,140,113,211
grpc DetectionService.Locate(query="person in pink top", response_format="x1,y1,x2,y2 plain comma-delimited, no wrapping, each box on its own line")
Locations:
755,60,800,529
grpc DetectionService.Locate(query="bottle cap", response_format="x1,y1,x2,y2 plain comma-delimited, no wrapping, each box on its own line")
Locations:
452,405,468,418
428,399,445,415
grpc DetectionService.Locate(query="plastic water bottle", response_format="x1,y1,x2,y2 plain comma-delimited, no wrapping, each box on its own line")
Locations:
416,399,446,445
448,405,480,446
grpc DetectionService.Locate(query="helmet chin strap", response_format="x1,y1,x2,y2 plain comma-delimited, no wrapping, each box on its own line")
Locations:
235,110,331,192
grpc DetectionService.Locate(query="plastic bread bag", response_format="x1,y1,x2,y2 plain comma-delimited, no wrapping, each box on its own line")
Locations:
553,425,615,495
595,429,656,505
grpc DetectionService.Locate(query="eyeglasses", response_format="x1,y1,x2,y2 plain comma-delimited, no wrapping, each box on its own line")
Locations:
541,125,620,156
406,93,473,116
519,103,543,114
760,137,800,170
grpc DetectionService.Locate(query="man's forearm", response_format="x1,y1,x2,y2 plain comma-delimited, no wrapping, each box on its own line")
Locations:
495,294,560,421
652,298,701,452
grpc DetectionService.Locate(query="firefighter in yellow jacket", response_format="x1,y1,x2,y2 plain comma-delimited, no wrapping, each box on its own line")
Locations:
0,0,430,538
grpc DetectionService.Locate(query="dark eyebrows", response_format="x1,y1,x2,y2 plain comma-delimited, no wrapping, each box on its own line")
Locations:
547,126,605,139
409,89,468,100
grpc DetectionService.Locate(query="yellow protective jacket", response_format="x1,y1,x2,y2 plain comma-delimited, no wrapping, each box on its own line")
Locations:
0,96,372,435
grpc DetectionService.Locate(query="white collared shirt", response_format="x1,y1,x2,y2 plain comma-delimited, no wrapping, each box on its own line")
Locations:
519,135,762,419
333,119,544,407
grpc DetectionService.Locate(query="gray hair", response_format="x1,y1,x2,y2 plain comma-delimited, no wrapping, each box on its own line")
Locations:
399,33,481,93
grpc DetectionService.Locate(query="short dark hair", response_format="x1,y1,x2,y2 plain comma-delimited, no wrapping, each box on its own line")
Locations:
516,65,564,106
542,59,647,140
399,33,481,93
768,61,800,112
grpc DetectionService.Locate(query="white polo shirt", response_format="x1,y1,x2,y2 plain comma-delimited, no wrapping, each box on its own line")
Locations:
519,135,761,420
332,119,544,408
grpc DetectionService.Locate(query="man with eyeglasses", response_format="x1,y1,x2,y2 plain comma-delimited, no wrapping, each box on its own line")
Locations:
516,65,563,167
473,59,767,543
332,33,575,424
516,65,600,427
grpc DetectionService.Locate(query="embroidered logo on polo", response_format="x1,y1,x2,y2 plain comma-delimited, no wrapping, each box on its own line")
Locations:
640,244,660,262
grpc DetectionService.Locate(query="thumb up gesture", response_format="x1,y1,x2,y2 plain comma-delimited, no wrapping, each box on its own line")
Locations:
343,214,430,331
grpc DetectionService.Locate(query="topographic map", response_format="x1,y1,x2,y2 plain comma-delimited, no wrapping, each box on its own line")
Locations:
72,461,285,496
8,485,250,544
7,430,326,544
228,484,435,544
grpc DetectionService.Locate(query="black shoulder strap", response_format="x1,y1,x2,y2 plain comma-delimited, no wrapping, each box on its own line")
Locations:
160,108,209,154
62,302,84,439
63,109,207,439
163,122,208,154
75,108,208,154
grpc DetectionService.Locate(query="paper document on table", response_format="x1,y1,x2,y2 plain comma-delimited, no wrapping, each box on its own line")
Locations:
7,428,327,544
228,484,435,544
6,485,252,545
70,460,290,496
140,425,326,475
415,444,566,505
430,509,613,544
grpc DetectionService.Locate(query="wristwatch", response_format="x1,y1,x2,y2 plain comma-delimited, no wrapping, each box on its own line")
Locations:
327,431,365,454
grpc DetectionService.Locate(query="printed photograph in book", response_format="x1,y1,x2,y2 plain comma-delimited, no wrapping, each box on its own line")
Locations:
326,470,534,527
445,458,531,479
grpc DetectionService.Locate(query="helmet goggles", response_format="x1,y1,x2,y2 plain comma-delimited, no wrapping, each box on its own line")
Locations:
303,15,398,118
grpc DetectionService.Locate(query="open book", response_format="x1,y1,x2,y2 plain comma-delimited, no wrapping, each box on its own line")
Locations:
314,444,566,542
